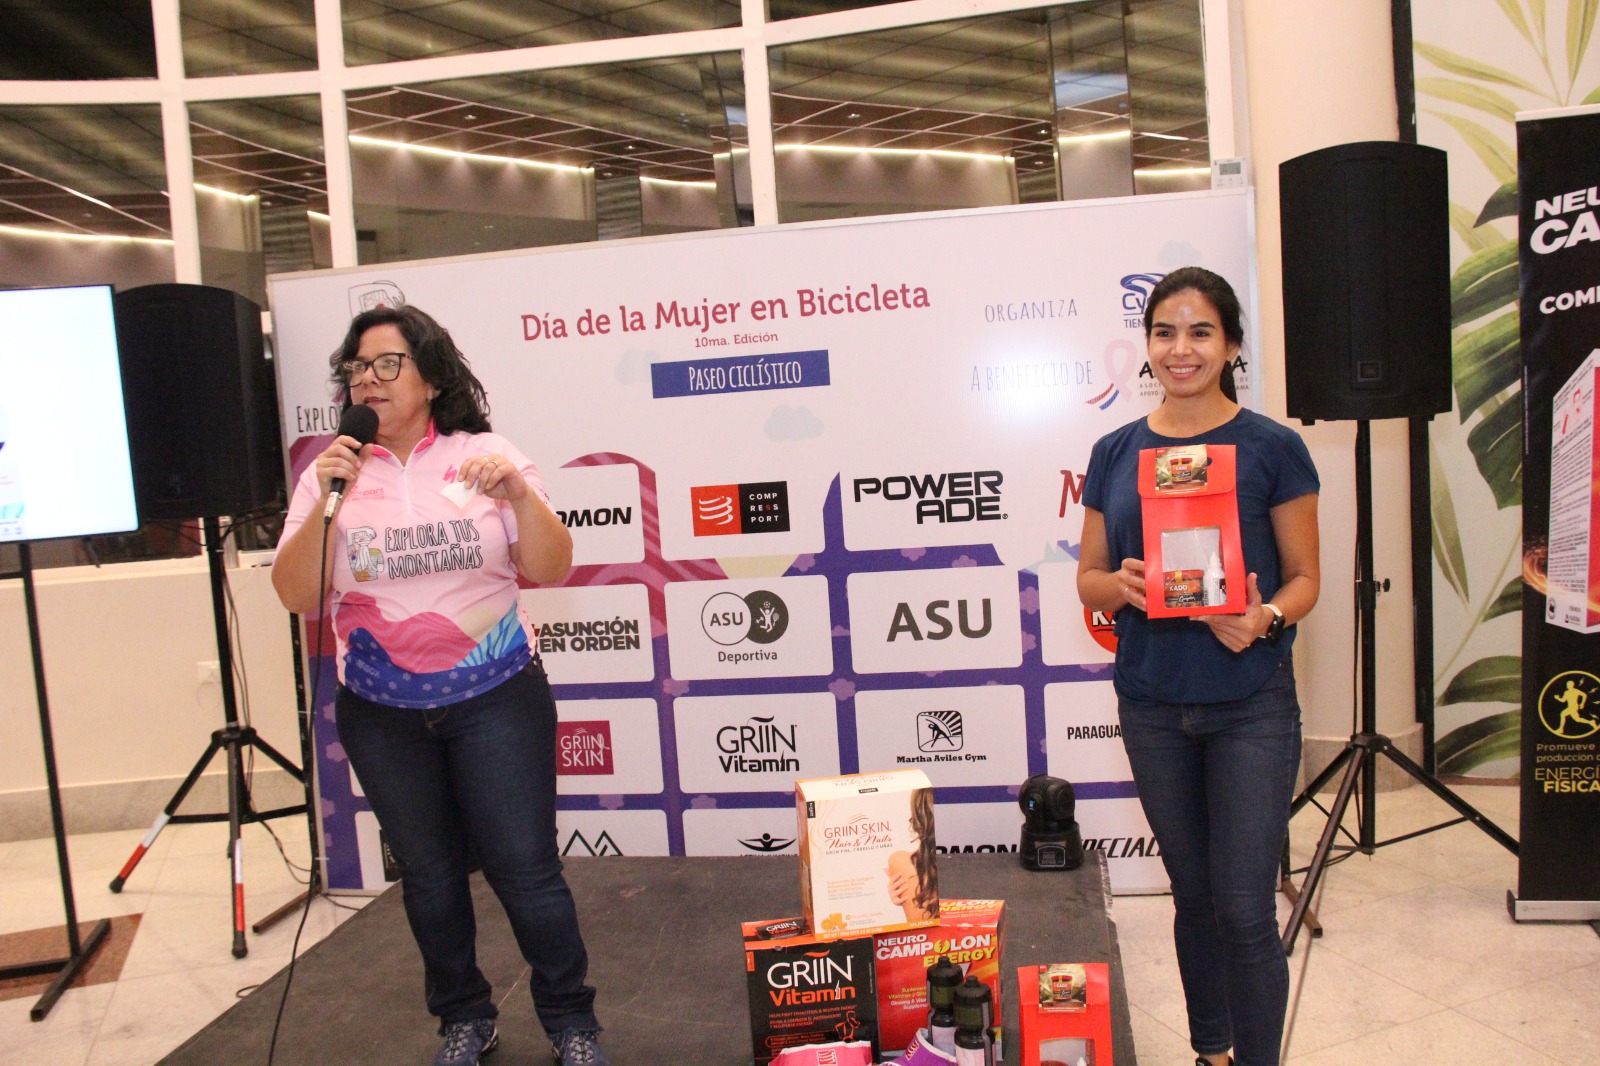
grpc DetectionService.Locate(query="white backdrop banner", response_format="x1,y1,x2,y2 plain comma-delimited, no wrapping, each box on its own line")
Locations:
270,190,1257,894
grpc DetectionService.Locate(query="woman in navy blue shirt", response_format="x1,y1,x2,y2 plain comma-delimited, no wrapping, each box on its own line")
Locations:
1077,267,1320,1066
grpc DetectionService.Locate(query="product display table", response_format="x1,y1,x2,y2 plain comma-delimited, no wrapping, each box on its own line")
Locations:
161,851,1136,1065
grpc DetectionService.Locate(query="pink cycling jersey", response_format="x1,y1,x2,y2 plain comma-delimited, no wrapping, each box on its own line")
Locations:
281,421,551,709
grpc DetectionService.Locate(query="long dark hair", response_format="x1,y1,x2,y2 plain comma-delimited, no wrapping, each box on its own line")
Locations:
1142,266,1243,403
909,787,939,915
329,304,492,434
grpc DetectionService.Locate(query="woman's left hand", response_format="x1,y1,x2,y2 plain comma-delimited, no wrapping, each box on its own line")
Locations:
459,453,529,502
1196,571,1271,653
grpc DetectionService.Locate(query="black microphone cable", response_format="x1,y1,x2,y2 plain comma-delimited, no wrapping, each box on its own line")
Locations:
266,502,339,1065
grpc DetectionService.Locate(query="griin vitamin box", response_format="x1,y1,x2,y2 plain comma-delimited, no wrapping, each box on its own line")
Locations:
797,769,940,939
743,920,879,1066
875,898,1006,1058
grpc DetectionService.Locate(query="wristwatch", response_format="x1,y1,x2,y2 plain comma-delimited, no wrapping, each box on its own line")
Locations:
1262,602,1286,643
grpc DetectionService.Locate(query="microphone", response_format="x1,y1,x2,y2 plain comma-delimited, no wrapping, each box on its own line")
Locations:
323,404,380,522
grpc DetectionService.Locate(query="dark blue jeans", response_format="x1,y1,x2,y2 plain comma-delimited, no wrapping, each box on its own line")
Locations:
336,663,599,1036
1118,655,1301,1066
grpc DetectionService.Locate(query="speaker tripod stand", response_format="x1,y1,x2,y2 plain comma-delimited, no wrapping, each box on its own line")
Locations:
1,543,113,1020
1281,421,1519,954
108,516,307,957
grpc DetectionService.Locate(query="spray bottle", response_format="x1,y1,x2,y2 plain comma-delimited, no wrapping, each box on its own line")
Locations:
1202,550,1226,607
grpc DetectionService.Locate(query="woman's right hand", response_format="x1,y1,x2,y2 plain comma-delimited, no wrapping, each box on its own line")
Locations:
314,434,369,498
1115,558,1147,612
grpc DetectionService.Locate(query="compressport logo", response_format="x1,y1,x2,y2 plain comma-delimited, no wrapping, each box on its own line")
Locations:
917,710,963,752
702,589,790,646
851,471,1005,524
718,715,800,774
691,481,790,536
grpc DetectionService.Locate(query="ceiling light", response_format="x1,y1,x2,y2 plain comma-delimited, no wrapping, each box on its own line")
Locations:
847,112,861,119
0,224,172,245
1143,132,1190,141
1135,165,1212,175
776,144,1007,162
349,134,584,172
464,112,477,120
1058,129,1132,145
195,183,258,201
640,175,717,189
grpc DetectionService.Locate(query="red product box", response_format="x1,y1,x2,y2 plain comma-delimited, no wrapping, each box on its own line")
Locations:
744,918,879,1066
874,899,1005,1058
1138,444,1245,619
1016,963,1112,1066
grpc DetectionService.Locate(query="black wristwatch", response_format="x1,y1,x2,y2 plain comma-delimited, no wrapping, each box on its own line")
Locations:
1262,603,1286,643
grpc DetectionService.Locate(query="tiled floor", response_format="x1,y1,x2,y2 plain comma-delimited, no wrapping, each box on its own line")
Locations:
2,784,1595,1064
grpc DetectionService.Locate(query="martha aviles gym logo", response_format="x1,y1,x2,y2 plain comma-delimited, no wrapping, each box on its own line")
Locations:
556,721,614,775
1538,670,1600,740
702,589,790,658
900,708,986,766
691,481,790,536
917,710,963,753
717,715,800,774
851,471,1005,524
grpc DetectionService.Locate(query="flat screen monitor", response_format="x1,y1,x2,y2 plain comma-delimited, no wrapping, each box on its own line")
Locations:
0,285,140,543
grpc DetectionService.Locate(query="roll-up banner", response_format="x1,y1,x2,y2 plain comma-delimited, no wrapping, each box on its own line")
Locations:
1513,108,1600,921
268,190,1257,893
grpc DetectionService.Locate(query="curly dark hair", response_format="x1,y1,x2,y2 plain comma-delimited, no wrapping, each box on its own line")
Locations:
1142,266,1243,403
328,304,491,434
909,787,939,916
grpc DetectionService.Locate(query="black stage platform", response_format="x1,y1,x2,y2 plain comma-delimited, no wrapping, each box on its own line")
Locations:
160,852,1137,1065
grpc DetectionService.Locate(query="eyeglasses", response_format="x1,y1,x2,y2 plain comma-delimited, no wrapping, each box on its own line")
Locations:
338,352,408,384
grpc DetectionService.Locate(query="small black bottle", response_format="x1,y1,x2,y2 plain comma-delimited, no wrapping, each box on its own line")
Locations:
952,976,994,1066
926,955,962,1054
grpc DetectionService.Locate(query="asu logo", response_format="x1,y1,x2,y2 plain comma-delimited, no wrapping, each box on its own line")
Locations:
1538,670,1600,739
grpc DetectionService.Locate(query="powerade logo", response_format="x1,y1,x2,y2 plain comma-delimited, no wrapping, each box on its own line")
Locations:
851,471,1005,524
691,481,790,536
556,721,614,775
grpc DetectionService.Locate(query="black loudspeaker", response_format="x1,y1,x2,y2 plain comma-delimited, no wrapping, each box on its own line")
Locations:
115,284,284,520
1280,141,1452,422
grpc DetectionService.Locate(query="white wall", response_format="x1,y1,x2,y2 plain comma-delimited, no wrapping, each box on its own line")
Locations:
1239,0,1421,762
0,555,301,840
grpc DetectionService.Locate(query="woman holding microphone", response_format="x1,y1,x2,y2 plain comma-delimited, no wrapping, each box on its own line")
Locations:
1076,267,1320,1066
273,304,608,1066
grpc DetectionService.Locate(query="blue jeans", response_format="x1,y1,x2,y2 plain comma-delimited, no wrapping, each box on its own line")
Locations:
1118,655,1301,1066
336,663,599,1035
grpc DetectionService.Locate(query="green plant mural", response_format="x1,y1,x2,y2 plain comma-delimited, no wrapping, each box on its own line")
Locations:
1416,0,1600,775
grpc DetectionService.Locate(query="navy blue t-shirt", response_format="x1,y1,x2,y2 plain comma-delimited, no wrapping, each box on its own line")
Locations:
1081,408,1319,704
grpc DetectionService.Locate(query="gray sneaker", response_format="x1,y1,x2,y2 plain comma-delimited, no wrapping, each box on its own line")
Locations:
434,1019,497,1066
551,1028,610,1066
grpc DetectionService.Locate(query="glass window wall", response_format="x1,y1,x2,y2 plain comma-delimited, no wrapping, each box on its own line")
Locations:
180,0,318,76
0,1,158,79
349,53,748,262
343,0,741,66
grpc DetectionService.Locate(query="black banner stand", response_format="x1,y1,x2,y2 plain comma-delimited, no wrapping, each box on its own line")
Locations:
107,517,307,957
0,542,113,1020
